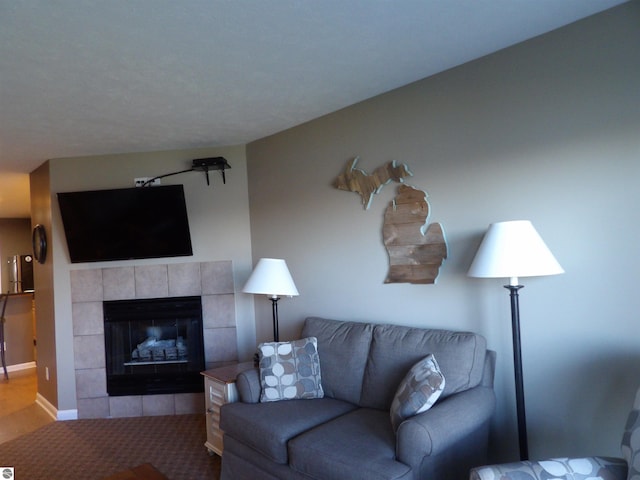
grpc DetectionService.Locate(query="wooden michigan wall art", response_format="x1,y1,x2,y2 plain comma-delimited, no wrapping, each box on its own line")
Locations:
333,157,413,210
383,184,447,284
333,157,447,284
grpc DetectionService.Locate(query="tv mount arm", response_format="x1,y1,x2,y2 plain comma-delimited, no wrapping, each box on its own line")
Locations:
141,157,231,187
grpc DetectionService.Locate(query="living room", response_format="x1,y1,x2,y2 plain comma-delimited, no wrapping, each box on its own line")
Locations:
1,1,638,477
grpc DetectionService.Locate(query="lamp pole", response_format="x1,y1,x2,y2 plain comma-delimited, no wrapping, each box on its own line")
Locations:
506,283,528,461
270,296,280,342
467,220,564,463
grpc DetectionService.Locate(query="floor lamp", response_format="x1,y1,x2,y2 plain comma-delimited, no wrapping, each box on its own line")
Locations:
468,220,564,461
243,258,299,342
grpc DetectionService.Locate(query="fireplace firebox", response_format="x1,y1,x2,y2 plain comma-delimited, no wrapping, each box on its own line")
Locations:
103,296,205,396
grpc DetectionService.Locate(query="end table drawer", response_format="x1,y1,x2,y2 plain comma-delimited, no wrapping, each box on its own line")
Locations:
209,384,225,403
207,405,221,423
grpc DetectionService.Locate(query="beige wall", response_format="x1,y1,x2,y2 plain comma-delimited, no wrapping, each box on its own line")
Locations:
1,294,35,366
41,145,255,414
246,2,640,462
26,0,638,461
30,162,57,407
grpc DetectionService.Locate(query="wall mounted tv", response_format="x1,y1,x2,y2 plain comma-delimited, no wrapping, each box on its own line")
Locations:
58,185,193,263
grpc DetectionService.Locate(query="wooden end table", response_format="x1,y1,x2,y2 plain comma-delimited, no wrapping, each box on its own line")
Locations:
201,361,254,456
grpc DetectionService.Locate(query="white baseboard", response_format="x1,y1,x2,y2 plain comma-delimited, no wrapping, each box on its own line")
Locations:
6,361,36,372
35,392,57,420
35,392,78,421
56,408,78,421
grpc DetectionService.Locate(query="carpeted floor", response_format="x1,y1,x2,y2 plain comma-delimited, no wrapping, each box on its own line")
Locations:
0,414,220,480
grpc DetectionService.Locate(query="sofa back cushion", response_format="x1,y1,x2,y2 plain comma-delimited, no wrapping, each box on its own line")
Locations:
360,324,487,410
301,317,374,405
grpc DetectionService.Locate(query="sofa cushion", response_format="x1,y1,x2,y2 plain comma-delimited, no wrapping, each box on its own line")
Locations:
220,398,357,465
360,323,487,410
258,337,323,402
390,354,445,431
289,408,412,480
301,317,374,405
221,436,305,480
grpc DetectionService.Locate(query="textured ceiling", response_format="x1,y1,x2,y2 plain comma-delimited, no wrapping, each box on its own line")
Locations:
0,0,628,217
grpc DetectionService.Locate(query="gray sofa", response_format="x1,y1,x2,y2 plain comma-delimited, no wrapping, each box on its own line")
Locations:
219,317,496,480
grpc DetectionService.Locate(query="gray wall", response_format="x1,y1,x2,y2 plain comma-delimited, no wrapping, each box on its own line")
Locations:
246,2,640,461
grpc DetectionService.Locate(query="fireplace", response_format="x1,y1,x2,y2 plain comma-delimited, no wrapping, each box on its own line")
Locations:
103,296,205,396
71,261,238,419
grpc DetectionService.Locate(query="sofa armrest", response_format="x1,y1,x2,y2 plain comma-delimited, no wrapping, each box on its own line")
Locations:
470,457,627,480
481,350,496,388
236,367,260,403
396,385,496,467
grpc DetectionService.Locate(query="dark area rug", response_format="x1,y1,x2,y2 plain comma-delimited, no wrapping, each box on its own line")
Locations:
0,414,220,480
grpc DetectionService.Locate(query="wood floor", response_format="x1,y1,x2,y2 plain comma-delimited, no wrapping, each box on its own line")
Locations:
0,368,54,445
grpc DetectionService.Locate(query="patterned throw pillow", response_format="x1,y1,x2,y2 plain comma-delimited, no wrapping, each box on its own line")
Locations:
470,457,628,480
622,387,640,480
258,337,324,402
390,354,445,431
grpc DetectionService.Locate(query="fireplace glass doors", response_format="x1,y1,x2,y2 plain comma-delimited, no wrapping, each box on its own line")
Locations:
103,296,205,396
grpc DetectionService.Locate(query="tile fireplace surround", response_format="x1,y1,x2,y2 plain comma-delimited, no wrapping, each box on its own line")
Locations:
71,261,237,419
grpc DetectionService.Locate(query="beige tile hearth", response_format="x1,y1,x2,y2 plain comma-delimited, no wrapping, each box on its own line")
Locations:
77,396,110,419
71,260,237,419
72,302,103,335
76,367,107,398
134,265,170,298
70,268,103,303
109,395,143,418
103,267,136,300
202,261,234,294
203,294,235,328
142,394,174,416
168,262,202,296
73,335,105,369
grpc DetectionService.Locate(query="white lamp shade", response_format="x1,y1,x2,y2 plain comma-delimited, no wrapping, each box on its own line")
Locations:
243,258,299,297
467,220,564,283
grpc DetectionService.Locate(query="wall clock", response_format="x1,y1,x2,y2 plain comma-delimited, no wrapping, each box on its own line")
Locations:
32,224,47,264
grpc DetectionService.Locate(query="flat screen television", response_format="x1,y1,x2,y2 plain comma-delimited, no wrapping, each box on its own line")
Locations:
58,185,193,263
